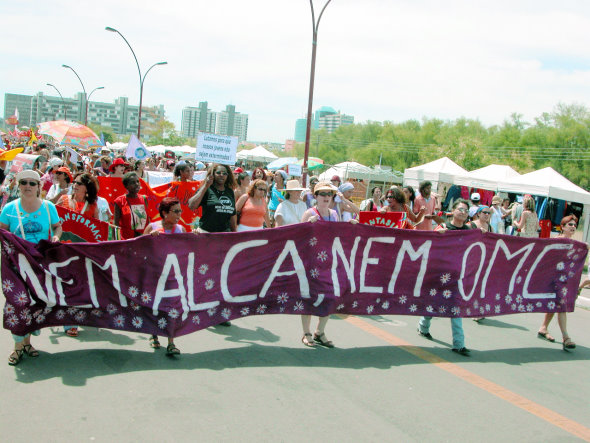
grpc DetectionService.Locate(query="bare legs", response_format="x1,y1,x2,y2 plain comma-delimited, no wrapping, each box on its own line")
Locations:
538,312,574,346
301,315,332,347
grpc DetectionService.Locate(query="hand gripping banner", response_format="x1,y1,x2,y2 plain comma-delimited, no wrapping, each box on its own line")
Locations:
0,224,586,337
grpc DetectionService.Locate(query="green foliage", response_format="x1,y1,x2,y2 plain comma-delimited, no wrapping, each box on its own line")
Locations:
87,123,115,144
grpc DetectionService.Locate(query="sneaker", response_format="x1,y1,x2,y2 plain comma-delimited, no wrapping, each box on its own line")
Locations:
417,328,433,340
452,347,470,356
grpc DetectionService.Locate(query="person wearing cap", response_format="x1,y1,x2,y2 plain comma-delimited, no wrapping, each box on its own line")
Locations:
469,192,481,218
413,181,439,230
233,167,244,181
335,182,360,221
0,170,62,365
268,170,287,226
46,166,73,204
109,157,129,178
236,179,271,231
330,175,341,188
275,179,307,227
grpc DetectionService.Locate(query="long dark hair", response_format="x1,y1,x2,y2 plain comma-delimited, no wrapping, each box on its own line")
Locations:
74,173,98,205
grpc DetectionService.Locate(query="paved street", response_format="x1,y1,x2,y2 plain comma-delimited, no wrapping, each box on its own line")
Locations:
1,303,589,442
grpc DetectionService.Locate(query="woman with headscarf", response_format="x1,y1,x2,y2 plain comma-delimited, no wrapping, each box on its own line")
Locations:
0,170,62,365
335,182,360,221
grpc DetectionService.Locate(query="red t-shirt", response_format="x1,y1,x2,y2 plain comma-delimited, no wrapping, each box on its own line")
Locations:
114,194,149,239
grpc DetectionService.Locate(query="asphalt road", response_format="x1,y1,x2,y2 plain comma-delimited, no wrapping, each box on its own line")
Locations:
1,305,589,442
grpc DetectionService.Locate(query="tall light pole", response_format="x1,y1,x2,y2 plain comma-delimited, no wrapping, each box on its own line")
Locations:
62,64,88,125
86,86,105,126
105,26,167,140
302,0,332,185
46,83,67,121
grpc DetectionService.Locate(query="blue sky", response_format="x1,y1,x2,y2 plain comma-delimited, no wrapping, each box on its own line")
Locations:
2,0,590,142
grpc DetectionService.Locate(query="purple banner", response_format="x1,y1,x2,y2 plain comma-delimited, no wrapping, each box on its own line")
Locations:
1,224,586,337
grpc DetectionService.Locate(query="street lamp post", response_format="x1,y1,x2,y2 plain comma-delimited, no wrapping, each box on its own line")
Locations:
86,86,105,127
62,64,88,125
46,83,67,120
105,26,167,140
302,0,332,185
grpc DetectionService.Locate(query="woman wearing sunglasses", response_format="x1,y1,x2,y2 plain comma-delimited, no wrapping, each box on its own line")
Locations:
471,205,492,232
143,197,185,355
236,179,271,232
46,166,73,204
379,187,425,229
57,173,100,220
0,170,62,366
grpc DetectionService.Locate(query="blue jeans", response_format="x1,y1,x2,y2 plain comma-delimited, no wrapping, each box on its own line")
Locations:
418,316,465,349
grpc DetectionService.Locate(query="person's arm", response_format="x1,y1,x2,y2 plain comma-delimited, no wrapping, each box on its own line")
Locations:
264,206,272,228
513,210,528,230
235,194,248,214
0,222,9,231
48,187,68,204
92,205,100,220
229,214,237,232
51,222,62,242
144,222,159,236
337,192,360,215
113,202,122,227
301,208,318,223
188,175,213,210
405,204,425,224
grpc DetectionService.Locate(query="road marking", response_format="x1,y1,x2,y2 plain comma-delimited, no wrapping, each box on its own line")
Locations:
343,315,590,442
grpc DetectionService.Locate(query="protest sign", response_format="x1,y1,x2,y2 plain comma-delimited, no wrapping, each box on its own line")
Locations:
1,224,585,338
359,211,407,228
288,164,302,177
56,205,109,243
196,133,238,165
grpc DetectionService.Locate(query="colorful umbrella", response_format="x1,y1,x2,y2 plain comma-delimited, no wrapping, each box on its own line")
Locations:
37,120,103,149
297,156,324,170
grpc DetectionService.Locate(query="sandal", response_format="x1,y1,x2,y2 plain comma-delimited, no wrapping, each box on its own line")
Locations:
313,332,335,348
22,344,39,357
149,335,161,349
563,337,576,351
8,348,23,366
301,333,316,347
166,343,180,356
66,328,78,337
537,331,555,342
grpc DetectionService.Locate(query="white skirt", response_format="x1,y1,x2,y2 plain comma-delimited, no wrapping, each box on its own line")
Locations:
237,224,263,232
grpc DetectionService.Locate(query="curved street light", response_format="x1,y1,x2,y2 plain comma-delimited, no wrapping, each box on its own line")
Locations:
46,83,67,121
302,0,332,184
62,64,89,125
87,86,105,126
105,26,168,139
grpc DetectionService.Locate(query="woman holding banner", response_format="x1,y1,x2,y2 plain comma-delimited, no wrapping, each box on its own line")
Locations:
0,170,62,365
235,179,271,231
379,187,425,229
57,173,99,220
114,172,151,239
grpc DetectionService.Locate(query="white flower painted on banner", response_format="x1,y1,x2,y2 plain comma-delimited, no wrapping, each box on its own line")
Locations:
466,308,471,316
15,292,28,306
2,241,14,255
473,300,479,309
511,303,517,311
43,307,52,315
277,293,289,304
131,317,143,328
198,264,209,275
3,304,14,315
240,307,250,316
443,290,452,299
67,307,78,316
168,308,180,319
19,308,30,320
74,311,86,323
310,268,320,279
505,295,512,304
256,304,267,314
570,262,575,268
55,309,66,319
158,318,167,329
516,294,523,304
205,279,214,290
573,254,580,260
317,251,328,262
2,279,14,293
106,304,117,314
113,314,125,327
309,237,318,247
6,314,18,327
336,304,345,311
366,305,374,314
556,262,565,270
560,298,566,305
429,289,437,296
559,275,567,282
128,286,139,298
547,301,556,309
495,293,501,301
279,307,285,313
440,273,451,284
192,315,200,324
439,306,446,314
526,304,534,312
485,304,491,312
207,307,217,316
399,295,407,304
409,304,417,313
221,308,231,319
426,305,434,313
561,287,568,296
35,314,46,324
518,304,526,312
141,292,152,303
32,309,42,318
352,301,358,308
451,306,461,316
536,302,543,308
130,302,141,311
495,305,501,314
293,301,304,311
376,298,381,303
479,307,485,315
382,301,390,309
568,271,575,278
91,309,102,317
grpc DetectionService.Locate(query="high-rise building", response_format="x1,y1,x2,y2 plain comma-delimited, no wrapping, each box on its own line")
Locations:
2,92,165,137
319,112,354,133
293,106,354,141
182,102,248,141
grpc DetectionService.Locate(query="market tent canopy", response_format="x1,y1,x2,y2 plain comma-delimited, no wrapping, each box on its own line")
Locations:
319,161,403,182
404,157,467,189
448,164,521,191
236,146,278,162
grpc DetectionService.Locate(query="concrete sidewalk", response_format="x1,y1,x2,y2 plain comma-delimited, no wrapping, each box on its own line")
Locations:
577,287,590,309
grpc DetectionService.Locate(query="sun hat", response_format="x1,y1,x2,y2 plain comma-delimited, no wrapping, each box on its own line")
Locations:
314,181,337,194
330,175,341,183
46,157,64,172
16,170,41,182
338,182,354,193
109,157,129,172
470,192,481,201
233,167,244,174
284,179,305,191
56,166,73,182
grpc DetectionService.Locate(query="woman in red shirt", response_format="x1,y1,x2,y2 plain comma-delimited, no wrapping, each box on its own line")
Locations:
57,173,99,220
113,172,151,239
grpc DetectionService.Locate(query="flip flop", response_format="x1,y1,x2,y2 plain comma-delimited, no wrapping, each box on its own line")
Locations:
66,328,78,337
313,332,335,348
149,335,161,349
22,344,39,357
537,331,555,342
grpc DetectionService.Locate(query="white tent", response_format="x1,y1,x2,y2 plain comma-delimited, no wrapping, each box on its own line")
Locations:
498,167,590,242
236,146,278,163
404,157,467,190
319,162,402,182
448,164,521,191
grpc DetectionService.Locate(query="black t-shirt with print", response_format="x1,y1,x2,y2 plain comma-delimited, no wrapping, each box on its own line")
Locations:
199,187,236,232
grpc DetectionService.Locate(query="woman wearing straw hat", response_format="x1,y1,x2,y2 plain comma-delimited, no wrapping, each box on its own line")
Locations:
275,179,307,227
0,170,62,365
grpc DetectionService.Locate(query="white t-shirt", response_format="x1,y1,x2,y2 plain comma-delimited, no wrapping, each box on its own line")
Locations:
275,200,307,226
